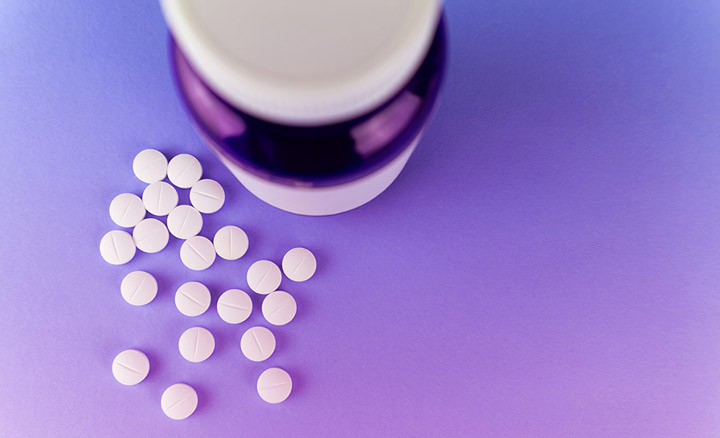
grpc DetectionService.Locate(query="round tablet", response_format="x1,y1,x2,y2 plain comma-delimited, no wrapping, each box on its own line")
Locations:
133,149,167,184
178,327,215,363
167,153,203,189
180,236,216,271
262,291,297,326
175,281,211,316
240,326,276,362
109,193,146,228
282,247,317,282
132,218,169,253
247,260,282,295
99,230,136,265
142,181,179,216
217,289,252,324
167,205,203,239
257,368,292,404
213,225,249,261
161,383,198,420
112,349,150,386
120,271,157,306
189,179,225,214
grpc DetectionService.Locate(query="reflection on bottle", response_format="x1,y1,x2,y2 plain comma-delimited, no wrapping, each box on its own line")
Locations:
176,43,247,139
351,91,422,158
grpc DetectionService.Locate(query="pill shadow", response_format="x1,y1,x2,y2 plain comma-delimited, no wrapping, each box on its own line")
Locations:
210,325,237,359
143,349,163,383
192,384,211,416
308,247,329,279
202,279,223,298
148,270,182,306
239,225,261,260
271,328,287,356
294,294,310,321
287,366,305,400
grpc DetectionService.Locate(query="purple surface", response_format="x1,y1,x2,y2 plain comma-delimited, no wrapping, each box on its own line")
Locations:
1,1,719,437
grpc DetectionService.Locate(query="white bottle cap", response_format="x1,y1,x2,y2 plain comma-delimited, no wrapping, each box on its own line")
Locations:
161,0,442,126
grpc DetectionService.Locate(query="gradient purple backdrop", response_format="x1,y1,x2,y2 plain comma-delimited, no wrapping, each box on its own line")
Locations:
1,1,720,437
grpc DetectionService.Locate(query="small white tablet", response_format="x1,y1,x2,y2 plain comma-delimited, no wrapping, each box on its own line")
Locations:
142,181,178,216
161,383,198,420
120,271,157,306
178,327,215,363
213,225,249,261
246,260,282,295
175,281,211,317
109,193,145,228
257,368,292,404
216,289,253,324
189,179,225,214
167,153,203,189
180,236,216,271
100,230,136,265
112,349,150,386
133,149,167,184
240,326,276,362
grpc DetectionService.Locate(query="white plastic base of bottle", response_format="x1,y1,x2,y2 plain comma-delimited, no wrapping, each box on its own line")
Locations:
216,136,421,216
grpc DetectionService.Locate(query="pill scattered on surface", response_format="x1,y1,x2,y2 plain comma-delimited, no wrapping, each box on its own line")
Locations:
190,179,225,214
112,349,150,386
132,218,169,253
247,260,282,295
175,281,211,317
167,205,203,239
120,271,157,306
178,327,215,363
180,236,216,271
133,149,168,184
282,247,317,282
213,225,249,261
161,383,198,420
216,289,252,324
240,326,276,362
167,153,203,189
109,193,146,228
256,368,292,404
100,230,136,265
142,181,179,216
262,291,297,326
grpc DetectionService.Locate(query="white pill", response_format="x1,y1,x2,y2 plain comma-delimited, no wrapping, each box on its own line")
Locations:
247,260,282,295
180,236,216,271
161,383,198,420
109,193,146,228
178,327,215,363
240,326,276,362
133,149,167,184
120,271,157,306
175,281,211,316
189,179,225,214
213,225,249,261
142,181,178,216
100,230,136,265
257,368,292,404
262,291,297,326
132,218,169,253
217,289,252,324
112,349,150,386
167,205,203,239
282,247,317,282
167,154,203,189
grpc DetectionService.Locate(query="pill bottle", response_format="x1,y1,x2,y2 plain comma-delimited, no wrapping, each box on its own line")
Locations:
161,0,446,216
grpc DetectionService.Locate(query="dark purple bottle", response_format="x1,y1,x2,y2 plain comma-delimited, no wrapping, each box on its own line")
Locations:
162,0,447,215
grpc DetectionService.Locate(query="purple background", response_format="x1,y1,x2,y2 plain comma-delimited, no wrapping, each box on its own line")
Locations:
1,1,720,436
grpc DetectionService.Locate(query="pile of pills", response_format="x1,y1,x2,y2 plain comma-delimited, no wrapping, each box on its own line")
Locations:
101,149,317,419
